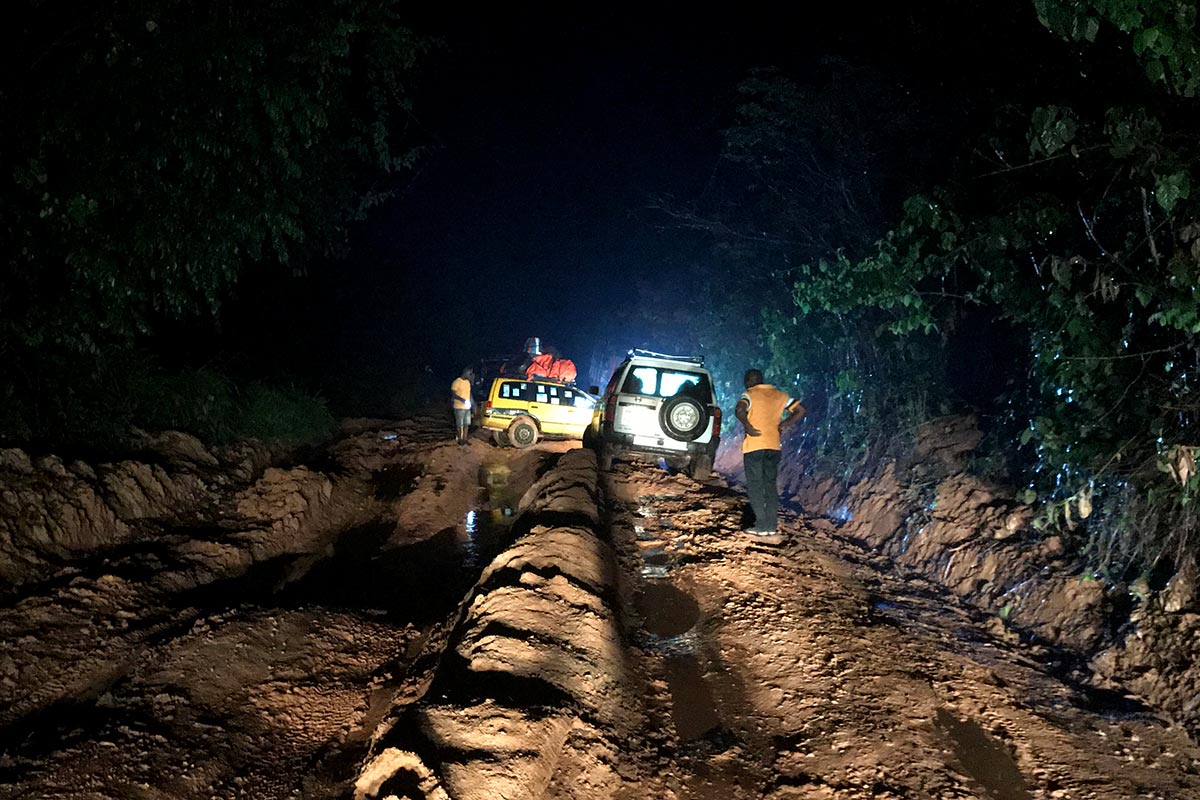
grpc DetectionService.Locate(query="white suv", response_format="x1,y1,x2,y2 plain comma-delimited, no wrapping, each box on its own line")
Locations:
585,350,721,480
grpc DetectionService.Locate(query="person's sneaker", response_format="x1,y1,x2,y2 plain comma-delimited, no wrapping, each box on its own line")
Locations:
741,528,781,539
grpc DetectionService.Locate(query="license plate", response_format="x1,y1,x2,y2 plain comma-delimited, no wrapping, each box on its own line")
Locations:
620,407,654,424
633,435,666,447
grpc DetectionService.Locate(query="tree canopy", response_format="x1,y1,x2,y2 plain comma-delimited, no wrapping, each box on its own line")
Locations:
677,0,1200,579
1,1,430,352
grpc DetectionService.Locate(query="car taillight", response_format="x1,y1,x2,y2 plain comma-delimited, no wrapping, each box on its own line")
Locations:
486,400,492,411
712,405,722,435
604,395,617,424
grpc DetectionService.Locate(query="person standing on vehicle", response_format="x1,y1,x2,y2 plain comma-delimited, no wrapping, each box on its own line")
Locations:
451,367,474,445
735,368,805,536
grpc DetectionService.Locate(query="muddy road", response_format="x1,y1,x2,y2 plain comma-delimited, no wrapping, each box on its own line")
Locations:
1,417,1198,799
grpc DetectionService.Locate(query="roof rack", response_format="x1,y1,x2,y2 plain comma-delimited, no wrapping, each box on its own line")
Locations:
628,348,705,366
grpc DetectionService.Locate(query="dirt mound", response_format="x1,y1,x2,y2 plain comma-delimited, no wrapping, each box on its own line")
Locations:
357,448,632,800
781,415,1200,738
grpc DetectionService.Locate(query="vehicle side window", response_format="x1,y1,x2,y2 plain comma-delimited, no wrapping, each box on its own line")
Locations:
501,382,530,401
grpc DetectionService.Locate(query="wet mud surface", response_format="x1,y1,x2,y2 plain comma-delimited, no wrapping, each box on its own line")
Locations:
600,463,1200,800
1,419,1200,798
0,418,559,799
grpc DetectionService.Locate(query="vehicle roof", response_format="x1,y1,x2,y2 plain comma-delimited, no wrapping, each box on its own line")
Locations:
622,354,711,371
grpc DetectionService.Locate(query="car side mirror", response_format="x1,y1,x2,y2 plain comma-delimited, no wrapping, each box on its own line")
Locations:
589,386,600,395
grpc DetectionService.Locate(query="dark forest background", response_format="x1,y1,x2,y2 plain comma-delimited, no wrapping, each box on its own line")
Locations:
5,1,1200,583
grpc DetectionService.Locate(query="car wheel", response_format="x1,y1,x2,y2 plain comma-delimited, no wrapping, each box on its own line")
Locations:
688,453,713,481
659,395,708,441
598,442,614,471
492,429,510,447
508,417,539,449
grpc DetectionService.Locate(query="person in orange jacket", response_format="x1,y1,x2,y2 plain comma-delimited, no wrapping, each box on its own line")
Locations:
735,368,806,537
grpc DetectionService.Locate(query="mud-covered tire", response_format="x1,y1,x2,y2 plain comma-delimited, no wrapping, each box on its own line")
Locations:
686,455,710,482
659,395,708,442
598,442,615,471
688,453,713,481
508,417,539,449
492,429,510,447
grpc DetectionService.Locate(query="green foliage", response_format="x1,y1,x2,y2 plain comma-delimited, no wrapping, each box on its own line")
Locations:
649,61,956,469
1034,0,1200,95
134,368,242,443
0,350,335,450
1029,106,1079,157
1,1,430,351
771,2,1200,578
665,1,1200,579
237,383,336,446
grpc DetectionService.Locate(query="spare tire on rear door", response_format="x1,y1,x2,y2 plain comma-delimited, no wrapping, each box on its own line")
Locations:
507,416,539,448
659,395,708,441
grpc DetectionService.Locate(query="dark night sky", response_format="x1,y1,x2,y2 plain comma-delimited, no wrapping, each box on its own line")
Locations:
231,4,1070,407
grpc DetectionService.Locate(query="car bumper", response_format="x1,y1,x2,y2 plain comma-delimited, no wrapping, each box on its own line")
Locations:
600,430,719,456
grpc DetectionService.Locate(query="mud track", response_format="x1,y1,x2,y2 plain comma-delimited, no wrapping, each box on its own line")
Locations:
1,418,1198,799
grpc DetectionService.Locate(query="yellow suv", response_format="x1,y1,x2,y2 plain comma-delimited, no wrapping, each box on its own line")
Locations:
481,378,597,448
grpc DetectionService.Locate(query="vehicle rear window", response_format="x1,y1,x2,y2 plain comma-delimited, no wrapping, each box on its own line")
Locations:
622,367,710,400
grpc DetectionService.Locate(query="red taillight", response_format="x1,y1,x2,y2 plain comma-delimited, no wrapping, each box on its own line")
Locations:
604,395,617,424
486,400,493,411
712,406,722,435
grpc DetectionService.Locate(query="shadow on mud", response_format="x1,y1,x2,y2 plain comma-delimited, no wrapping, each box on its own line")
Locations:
936,707,1032,800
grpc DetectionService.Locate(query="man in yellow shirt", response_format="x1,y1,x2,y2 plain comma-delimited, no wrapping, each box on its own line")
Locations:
735,369,805,537
450,367,474,445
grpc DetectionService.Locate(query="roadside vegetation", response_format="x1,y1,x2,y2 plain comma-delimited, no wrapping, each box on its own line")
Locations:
655,1,1200,585
0,1,429,450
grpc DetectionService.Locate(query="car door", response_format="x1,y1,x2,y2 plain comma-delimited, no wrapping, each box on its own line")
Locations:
612,365,664,440
528,382,582,434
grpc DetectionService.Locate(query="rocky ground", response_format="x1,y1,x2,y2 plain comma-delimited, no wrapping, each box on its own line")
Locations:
1,416,1198,798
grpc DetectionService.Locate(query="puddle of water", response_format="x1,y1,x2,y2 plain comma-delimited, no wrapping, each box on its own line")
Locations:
636,580,723,746
479,462,520,522
371,464,423,501
666,655,723,740
275,519,507,624
275,459,521,623
935,708,1031,800
642,547,671,567
637,582,701,639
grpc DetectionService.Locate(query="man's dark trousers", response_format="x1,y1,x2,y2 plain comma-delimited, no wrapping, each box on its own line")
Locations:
744,448,781,531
